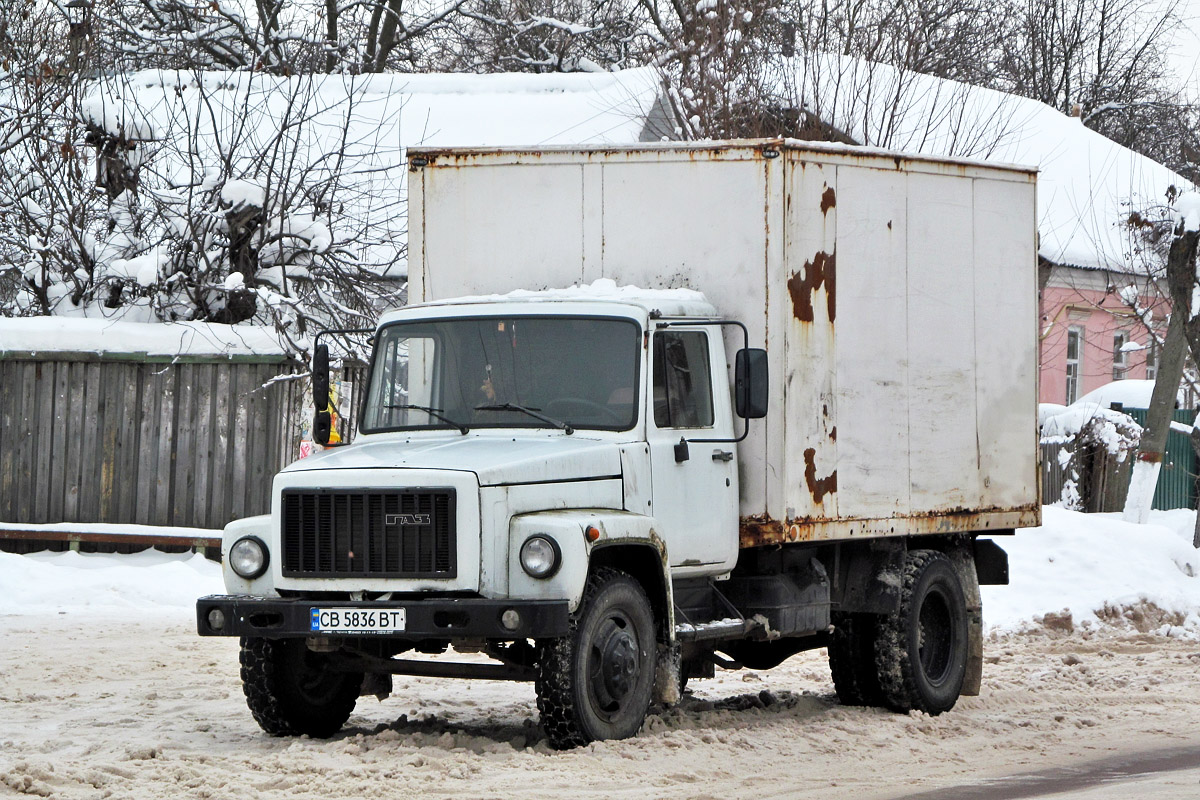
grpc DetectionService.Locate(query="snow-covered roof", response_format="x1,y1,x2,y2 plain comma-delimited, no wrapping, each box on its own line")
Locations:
0,317,288,360
788,55,1196,272
79,69,663,282
82,69,661,149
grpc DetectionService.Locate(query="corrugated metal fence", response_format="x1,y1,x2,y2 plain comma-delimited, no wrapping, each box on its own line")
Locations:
0,352,365,530
1125,408,1197,511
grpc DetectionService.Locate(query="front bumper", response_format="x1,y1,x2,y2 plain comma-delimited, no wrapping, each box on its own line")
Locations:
196,595,570,639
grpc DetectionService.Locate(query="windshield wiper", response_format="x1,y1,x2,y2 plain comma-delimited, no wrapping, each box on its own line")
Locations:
385,404,469,435
474,403,574,435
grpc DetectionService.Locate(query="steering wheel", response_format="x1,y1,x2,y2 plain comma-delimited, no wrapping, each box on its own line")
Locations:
543,397,624,423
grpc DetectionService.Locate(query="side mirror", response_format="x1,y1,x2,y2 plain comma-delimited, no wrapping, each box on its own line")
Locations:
312,343,332,445
735,348,769,419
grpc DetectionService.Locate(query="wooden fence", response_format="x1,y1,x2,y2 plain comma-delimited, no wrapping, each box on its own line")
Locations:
0,351,318,530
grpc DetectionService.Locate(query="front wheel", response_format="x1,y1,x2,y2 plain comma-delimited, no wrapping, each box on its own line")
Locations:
874,550,968,715
240,637,362,737
536,568,657,749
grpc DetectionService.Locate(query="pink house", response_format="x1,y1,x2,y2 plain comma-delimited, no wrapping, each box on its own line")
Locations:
1038,264,1168,405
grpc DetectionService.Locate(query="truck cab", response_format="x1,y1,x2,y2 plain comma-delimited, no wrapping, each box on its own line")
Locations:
199,290,774,748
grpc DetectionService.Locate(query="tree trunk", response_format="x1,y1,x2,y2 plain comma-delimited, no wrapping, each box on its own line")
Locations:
1161,222,1200,543
1122,310,1187,522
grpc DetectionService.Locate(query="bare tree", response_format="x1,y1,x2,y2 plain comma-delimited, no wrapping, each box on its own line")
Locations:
1159,196,1200,541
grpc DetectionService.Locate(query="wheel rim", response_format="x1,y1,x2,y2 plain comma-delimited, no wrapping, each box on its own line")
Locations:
917,588,955,686
587,612,642,721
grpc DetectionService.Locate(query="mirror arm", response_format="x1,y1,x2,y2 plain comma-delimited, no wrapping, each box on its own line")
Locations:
654,319,753,445
311,327,375,447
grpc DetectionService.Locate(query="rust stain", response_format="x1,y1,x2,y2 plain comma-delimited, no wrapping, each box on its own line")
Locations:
786,251,837,323
829,426,837,442
820,186,836,214
803,448,837,504
740,505,1041,548
739,514,817,548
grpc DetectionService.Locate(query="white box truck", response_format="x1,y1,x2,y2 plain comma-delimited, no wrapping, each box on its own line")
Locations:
198,139,1040,749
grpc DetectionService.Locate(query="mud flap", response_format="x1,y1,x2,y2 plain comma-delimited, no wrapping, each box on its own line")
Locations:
653,642,682,706
947,545,983,696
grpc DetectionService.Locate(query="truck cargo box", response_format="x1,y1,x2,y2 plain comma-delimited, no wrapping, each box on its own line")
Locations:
407,139,1041,546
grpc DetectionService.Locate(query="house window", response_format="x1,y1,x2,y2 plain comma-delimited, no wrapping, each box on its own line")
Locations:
1113,331,1129,380
1066,326,1083,404
1147,339,1160,381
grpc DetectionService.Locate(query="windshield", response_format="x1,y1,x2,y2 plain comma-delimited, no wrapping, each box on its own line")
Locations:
362,315,641,433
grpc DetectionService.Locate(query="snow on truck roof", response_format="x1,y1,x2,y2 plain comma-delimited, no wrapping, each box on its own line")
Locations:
384,279,718,323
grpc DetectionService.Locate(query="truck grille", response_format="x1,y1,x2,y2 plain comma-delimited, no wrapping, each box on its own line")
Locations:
280,489,456,579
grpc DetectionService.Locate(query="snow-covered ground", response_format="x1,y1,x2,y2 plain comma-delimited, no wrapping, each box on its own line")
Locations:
8,505,1200,634
4,507,1200,798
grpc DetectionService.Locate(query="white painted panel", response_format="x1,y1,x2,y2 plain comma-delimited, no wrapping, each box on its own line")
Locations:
421,164,586,299
782,157,838,522
582,163,605,275
832,166,910,519
598,158,775,517
974,178,1039,509
906,172,981,512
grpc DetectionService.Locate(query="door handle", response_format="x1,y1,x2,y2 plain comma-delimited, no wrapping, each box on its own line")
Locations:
712,450,734,462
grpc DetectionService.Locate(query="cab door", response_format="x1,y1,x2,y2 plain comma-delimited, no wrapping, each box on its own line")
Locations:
646,327,739,574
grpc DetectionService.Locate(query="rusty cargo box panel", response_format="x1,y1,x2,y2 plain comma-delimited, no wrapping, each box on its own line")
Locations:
408,139,1041,544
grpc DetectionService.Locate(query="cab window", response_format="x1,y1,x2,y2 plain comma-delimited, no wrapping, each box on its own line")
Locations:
653,330,714,428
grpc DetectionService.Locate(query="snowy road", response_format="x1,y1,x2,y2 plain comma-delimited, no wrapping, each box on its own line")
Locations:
3,614,1200,799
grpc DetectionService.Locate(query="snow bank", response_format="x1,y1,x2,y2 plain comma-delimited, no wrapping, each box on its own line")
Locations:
5,506,1200,638
0,317,287,357
982,506,1200,635
1,549,222,617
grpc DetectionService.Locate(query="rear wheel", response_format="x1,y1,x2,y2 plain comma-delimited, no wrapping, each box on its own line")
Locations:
874,550,968,715
536,568,656,749
828,612,884,707
240,637,362,737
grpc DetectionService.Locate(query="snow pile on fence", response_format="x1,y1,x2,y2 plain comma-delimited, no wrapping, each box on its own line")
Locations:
1039,403,1141,455
0,317,286,358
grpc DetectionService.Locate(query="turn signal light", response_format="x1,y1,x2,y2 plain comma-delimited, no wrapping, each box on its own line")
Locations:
585,525,600,542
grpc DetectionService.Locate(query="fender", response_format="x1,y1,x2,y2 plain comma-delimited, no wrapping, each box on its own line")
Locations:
508,509,673,637
221,515,276,596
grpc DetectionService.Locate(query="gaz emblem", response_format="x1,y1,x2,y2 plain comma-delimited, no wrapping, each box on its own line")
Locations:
385,513,431,526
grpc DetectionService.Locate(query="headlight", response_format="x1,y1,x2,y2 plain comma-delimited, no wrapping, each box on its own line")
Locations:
229,536,269,579
520,535,561,579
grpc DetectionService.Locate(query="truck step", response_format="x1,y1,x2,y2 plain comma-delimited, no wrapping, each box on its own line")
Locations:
674,616,760,643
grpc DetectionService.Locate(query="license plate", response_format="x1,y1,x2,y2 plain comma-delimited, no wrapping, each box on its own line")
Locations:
310,607,406,634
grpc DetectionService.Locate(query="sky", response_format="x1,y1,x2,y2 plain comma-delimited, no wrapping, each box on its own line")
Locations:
1171,0,1200,95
